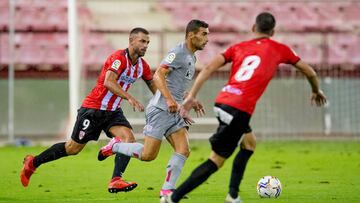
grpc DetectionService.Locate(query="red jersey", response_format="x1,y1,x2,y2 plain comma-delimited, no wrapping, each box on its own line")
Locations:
82,49,152,111
215,38,300,115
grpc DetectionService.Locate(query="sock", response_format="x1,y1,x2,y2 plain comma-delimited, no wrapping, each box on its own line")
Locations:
229,149,254,198
162,153,187,190
172,159,218,202
112,153,130,178
112,142,144,160
33,142,68,168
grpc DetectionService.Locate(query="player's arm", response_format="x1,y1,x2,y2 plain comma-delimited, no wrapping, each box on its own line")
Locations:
153,66,178,113
144,79,157,94
188,54,225,98
104,70,144,111
293,60,327,106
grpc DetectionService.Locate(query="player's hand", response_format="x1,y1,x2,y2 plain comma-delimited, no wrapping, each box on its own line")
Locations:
127,96,145,112
179,96,195,118
166,98,178,113
182,114,195,125
311,90,327,106
192,99,205,117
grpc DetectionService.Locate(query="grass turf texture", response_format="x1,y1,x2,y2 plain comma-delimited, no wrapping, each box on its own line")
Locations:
1,140,359,203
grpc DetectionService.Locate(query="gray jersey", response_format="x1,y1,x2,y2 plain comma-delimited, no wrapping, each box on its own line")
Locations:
149,42,196,110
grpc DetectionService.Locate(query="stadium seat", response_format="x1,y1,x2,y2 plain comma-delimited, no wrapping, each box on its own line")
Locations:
15,44,44,70
343,2,360,30
15,7,48,31
42,45,68,67
84,44,114,70
0,7,8,31
44,6,68,31
0,34,10,66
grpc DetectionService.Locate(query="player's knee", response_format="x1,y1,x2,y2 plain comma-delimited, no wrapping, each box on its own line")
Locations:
241,133,256,151
141,153,156,161
177,148,191,158
123,136,136,143
65,146,82,155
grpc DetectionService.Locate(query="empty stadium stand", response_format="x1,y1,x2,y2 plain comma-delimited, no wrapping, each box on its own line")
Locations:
0,0,359,78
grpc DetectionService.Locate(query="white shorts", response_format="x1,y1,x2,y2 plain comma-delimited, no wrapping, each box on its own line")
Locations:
143,105,188,140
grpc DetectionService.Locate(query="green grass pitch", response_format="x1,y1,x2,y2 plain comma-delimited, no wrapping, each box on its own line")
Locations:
1,140,359,203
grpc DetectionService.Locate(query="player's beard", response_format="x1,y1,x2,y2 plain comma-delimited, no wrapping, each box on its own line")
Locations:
195,42,206,50
136,47,146,57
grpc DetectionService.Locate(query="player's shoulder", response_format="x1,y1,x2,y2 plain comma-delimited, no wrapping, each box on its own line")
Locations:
268,38,291,50
140,58,151,69
111,49,127,60
169,42,187,56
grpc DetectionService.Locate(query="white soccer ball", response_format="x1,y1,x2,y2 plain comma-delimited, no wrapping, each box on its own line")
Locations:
256,176,282,198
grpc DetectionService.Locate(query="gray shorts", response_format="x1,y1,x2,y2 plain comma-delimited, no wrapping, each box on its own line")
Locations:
143,105,188,140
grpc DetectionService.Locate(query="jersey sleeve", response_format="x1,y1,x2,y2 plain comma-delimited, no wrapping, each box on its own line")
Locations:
222,45,235,63
160,49,183,70
105,52,126,75
142,60,153,81
282,45,301,65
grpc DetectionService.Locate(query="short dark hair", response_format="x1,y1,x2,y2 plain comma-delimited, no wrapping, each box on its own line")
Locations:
255,12,276,35
130,27,149,35
185,19,208,38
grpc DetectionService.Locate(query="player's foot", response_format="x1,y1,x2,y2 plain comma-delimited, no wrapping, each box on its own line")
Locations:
160,189,188,201
108,177,137,193
20,155,36,187
98,137,121,161
160,192,177,203
225,194,243,203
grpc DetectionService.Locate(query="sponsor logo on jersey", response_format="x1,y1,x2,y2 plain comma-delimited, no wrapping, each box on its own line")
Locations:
222,85,242,95
111,59,121,70
120,75,137,84
165,53,176,64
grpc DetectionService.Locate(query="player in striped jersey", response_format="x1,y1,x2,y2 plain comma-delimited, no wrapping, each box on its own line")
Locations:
98,20,208,201
20,28,157,193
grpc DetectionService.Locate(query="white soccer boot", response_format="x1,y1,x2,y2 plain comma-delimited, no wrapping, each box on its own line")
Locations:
225,194,243,203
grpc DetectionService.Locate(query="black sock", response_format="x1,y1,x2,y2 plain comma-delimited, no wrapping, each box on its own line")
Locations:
229,149,253,198
112,153,130,179
172,159,218,202
32,142,68,168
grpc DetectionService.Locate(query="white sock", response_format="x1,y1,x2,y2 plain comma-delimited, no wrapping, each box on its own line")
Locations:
112,142,144,160
162,153,187,190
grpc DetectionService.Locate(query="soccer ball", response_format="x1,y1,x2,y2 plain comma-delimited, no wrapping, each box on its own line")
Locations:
256,176,282,198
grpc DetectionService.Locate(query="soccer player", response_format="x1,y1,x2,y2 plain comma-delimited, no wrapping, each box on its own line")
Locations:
98,19,208,200
20,27,157,193
163,12,327,203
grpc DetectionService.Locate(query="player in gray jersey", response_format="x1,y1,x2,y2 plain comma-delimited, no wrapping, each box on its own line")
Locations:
98,19,209,201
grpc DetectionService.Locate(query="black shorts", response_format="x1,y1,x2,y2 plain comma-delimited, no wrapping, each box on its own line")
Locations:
209,103,252,158
70,107,132,144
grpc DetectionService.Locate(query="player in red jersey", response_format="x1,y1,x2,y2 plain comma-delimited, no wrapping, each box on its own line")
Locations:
20,28,157,193
163,12,327,203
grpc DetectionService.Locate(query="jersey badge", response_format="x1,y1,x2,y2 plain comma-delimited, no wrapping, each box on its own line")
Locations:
165,53,176,64
111,60,121,70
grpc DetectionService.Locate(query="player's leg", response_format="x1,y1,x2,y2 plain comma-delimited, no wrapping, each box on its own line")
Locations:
169,151,225,203
108,126,135,178
20,107,102,187
106,125,138,193
160,128,190,197
169,104,248,202
228,132,256,200
20,139,85,187
104,133,162,161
